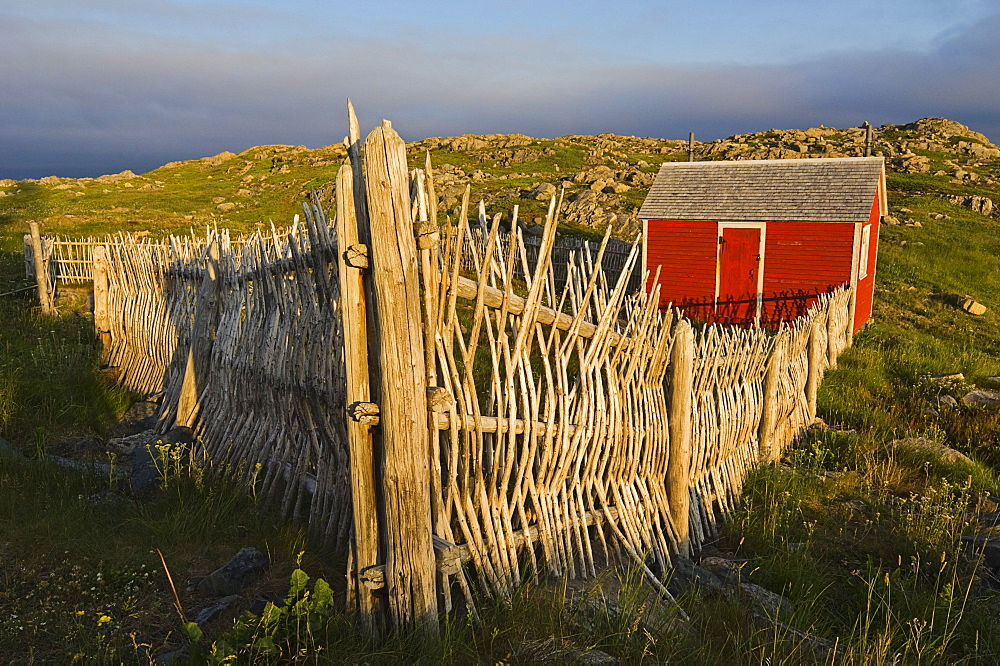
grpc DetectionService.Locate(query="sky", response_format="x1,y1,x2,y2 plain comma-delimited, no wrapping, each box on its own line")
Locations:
2,0,999,180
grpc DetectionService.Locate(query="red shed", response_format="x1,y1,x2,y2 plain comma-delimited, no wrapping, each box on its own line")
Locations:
638,157,885,331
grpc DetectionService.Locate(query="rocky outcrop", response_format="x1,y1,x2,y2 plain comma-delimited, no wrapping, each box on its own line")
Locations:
949,195,994,216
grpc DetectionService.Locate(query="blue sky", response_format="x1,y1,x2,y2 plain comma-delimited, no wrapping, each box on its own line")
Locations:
2,0,998,179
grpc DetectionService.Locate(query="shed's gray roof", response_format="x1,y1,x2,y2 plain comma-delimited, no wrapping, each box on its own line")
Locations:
638,157,885,223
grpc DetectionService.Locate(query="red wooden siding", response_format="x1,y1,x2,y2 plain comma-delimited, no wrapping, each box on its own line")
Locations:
645,220,717,320
852,193,881,331
759,222,855,325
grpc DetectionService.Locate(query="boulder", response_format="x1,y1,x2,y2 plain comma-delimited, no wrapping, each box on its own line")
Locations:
739,582,792,618
898,154,930,173
667,557,725,595
932,395,959,409
961,534,1000,570
196,547,269,597
528,182,557,201
128,426,195,497
961,298,988,315
888,437,972,465
962,390,1000,407
0,434,21,458
949,195,994,216
978,512,1000,527
199,151,236,167
192,594,241,625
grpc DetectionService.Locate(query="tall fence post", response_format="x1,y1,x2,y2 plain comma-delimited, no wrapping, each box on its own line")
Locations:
826,306,839,369
92,244,111,350
362,120,439,635
176,240,221,428
806,319,824,421
846,287,857,348
667,321,694,554
335,136,381,628
28,222,54,314
759,331,785,462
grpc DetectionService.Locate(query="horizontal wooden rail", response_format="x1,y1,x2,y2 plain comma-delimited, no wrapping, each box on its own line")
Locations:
434,505,622,573
432,411,589,438
453,275,624,344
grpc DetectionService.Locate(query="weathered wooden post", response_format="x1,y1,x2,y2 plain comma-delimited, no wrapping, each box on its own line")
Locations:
826,303,839,369
28,222,54,314
176,240,221,428
846,287,857,348
667,320,694,553
92,244,111,350
806,319,824,420
335,150,381,629
362,119,439,635
759,332,785,461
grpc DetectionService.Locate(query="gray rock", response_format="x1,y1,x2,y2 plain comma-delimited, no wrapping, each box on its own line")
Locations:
948,195,994,216
192,594,241,625
574,649,618,664
197,547,268,597
962,390,1000,407
528,182,556,201
667,557,725,595
960,298,988,316
932,395,959,409
109,428,161,455
127,426,195,497
739,582,792,618
0,435,22,458
155,648,188,665
961,534,1000,570
86,490,134,508
888,437,973,466
116,401,160,434
977,512,1000,527
48,455,128,479
698,556,744,585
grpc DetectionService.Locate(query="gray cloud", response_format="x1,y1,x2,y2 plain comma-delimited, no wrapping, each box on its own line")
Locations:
2,10,999,179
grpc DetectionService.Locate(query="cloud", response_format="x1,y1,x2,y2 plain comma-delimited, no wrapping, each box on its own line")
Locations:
1,9,999,179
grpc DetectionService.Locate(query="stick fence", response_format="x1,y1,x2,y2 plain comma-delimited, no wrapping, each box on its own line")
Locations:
27,111,856,634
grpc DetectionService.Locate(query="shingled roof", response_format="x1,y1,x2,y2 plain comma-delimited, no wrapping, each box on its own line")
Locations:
638,157,885,223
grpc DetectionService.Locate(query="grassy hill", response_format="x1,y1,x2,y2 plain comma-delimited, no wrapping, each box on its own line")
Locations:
3,117,1000,661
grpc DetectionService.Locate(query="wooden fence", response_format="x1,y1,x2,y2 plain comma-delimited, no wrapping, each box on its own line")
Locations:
27,110,856,635
460,222,642,295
